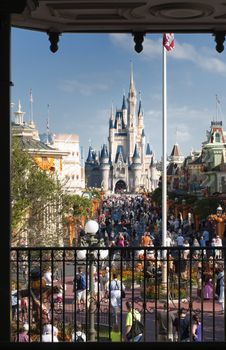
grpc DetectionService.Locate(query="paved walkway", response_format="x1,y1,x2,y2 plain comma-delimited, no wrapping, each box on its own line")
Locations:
53,275,225,342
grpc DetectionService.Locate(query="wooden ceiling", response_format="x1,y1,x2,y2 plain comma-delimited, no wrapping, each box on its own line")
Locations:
10,1,226,33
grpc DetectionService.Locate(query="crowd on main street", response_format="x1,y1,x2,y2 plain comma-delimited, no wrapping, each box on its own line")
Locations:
12,193,225,342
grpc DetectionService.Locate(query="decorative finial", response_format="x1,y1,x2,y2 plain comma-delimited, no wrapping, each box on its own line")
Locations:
214,31,225,53
132,32,146,53
47,31,61,53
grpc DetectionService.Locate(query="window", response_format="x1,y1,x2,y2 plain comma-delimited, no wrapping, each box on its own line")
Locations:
215,133,220,142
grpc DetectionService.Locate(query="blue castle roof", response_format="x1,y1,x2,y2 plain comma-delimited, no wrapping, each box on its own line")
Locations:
100,144,109,159
133,144,140,159
115,145,126,163
146,143,152,155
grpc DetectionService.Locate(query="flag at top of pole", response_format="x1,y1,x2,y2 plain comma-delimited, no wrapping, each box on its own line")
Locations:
163,33,175,51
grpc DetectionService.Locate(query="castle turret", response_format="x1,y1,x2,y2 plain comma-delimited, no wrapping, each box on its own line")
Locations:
131,144,142,192
100,144,110,191
122,93,127,126
137,92,144,130
170,143,184,164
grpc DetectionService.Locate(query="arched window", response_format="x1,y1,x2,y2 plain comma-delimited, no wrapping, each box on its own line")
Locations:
215,133,220,142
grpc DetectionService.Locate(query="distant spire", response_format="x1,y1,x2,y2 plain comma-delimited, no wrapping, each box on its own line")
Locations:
100,144,109,159
29,88,34,126
86,146,93,162
129,61,135,91
122,93,126,110
138,91,142,115
130,61,134,86
170,143,182,157
146,143,152,155
46,104,50,145
142,128,145,137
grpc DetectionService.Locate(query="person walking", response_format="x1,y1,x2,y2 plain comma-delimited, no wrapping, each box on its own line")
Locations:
125,301,143,342
109,274,125,322
191,314,202,342
14,323,30,342
216,265,224,314
74,267,87,313
156,303,176,341
173,308,190,342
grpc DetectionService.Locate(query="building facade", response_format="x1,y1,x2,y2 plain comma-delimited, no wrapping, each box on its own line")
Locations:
85,67,160,193
52,134,85,194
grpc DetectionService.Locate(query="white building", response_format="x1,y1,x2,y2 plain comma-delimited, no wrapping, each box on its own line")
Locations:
53,134,85,194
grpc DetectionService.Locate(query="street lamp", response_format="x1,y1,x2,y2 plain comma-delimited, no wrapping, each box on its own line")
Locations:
84,220,99,342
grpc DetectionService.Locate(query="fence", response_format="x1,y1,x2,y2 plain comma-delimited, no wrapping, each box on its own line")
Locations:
10,246,226,342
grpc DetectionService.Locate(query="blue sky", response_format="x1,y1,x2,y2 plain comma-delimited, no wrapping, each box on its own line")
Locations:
12,29,226,160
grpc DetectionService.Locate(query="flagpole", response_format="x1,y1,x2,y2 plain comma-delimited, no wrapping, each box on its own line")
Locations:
162,41,167,249
162,37,167,293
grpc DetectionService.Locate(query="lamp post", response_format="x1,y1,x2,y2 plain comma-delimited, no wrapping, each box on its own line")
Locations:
84,220,99,342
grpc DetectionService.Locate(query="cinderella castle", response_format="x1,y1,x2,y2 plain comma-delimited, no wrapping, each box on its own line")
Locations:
85,66,160,194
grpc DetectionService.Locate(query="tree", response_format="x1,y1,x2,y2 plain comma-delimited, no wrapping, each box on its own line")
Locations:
62,194,92,220
11,138,63,245
193,197,221,220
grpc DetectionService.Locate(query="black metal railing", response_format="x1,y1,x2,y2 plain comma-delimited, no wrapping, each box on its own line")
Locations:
10,246,226,342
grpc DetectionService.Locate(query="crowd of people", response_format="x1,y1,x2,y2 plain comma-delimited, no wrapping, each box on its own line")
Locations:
12,193,225,342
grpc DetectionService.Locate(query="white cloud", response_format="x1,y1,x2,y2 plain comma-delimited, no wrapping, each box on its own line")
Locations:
58,79,109,96
109,33,226,75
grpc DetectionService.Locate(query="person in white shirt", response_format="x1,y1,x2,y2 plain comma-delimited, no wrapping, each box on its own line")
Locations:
42,324,59,342
183,240,190,260
215,235,223,259
109,274,125,323
71,321,86,342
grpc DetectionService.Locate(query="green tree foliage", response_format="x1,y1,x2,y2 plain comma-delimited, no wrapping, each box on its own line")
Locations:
11,138,62,231
62,193,92,219
193,197,221,220
151,187,162,205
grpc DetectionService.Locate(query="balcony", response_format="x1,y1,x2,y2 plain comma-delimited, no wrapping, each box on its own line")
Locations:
9,246,225,345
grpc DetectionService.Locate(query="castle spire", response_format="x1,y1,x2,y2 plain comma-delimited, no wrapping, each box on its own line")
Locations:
129,61,135,92
122,92,126,110
132,144,140,160
86,146,93,162
127,62,137,126
138,91,142,115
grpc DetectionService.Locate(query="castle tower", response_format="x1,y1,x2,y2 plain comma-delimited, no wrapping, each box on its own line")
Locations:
127,63,137,162
108,103,115,159
131,144,142,192
122,93,127,126
85,64,160,194
100,144,110,191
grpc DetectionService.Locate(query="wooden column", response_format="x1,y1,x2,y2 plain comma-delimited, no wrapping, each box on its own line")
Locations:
0,11,11,342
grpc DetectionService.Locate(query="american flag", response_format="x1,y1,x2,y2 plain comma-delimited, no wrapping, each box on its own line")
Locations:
163,33,175,52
